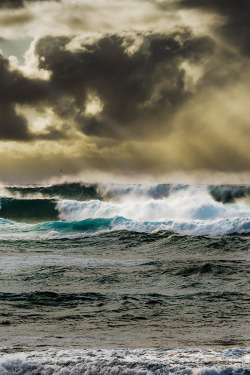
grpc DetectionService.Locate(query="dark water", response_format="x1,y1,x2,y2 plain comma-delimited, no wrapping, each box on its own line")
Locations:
0,232,249,351
0,183,249,374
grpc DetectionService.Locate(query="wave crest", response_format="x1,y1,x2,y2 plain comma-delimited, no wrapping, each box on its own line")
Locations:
0,185,250,237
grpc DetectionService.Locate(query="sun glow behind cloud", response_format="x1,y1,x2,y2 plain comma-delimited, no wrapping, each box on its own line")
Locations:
85,93,104,116
0,0,249,183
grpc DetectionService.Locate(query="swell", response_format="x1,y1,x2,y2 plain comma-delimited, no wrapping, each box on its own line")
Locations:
4,183,100,201
0,214,250,239
0,291,106,307
4,182,250,203
1,290,247,305
35,217,115,234
209,185,250,203
0,183,250,236
0,198,59,223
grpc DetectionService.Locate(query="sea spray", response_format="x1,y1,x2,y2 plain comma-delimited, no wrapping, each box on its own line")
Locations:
0,185,250,238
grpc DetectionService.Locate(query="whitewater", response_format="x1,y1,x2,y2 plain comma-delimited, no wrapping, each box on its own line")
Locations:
0,182,249,374
0,184,250,239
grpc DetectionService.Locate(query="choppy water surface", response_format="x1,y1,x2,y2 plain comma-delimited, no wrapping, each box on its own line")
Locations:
0,183,249,374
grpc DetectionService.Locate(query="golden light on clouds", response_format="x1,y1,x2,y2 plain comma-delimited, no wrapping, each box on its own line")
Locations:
0,0,249,183
85,93,104,116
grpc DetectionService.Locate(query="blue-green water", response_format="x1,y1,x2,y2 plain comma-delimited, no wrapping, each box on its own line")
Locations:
0,183,249,374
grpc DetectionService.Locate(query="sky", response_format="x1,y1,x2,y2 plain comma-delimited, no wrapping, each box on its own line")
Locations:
0,0,250,184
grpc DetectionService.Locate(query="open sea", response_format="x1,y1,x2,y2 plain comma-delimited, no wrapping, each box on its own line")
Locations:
0,182,249,374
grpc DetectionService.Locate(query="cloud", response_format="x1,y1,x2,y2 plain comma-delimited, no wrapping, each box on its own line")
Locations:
0,54,32,140
0,0,211,40
0,0,24,8
0,0,61,8
178,0,250,55
1,26,249,172
0,52,63,141
0,0,249,181
0,104,31,141
35,32,214,140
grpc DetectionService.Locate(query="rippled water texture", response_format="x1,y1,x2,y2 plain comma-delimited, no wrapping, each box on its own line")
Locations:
0,183,249,373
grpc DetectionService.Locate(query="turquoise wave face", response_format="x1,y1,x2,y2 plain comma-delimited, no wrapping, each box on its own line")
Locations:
34,217,115,232
0,215,250,240
0,217,117,240
0,183,250,238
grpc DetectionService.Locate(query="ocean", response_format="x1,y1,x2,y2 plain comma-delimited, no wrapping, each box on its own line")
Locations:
0,182,249,374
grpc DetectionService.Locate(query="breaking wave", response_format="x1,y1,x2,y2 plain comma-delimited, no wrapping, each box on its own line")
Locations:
0,348,249,375
2,183,100,201
0,183,250,237
54,187,250,236
2,182,250,202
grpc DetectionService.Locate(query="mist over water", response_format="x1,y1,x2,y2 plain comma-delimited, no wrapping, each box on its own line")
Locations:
0,183,250,238
0,182,249,374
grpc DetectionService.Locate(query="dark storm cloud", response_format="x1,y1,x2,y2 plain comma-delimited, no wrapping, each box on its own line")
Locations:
0,55,48,104
0,0,24,8
0,53,59,140
0,103,31,140
36,32,214,139
0,54,32,140
0,0,60,8
178,0,250,56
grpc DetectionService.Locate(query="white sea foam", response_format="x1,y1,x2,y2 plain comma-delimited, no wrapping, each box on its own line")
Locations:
58,187,250,222
0,348,248,375
0,186,249,237
56,187,250,236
